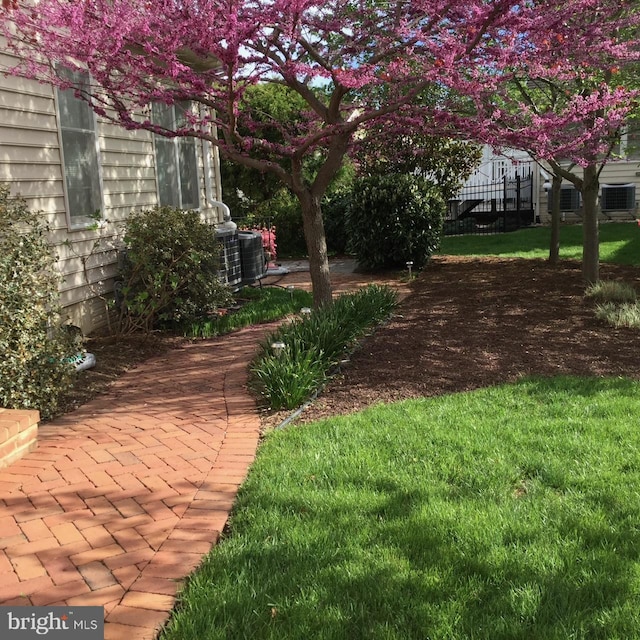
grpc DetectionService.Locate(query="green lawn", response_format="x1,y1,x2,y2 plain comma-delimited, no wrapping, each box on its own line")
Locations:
439,222,640,265
160,376,640,640
180,286,313,338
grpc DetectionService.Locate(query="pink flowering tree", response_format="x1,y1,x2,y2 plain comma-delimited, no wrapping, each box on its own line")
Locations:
3,1,639,304
504,75,635,277
462,25,640,283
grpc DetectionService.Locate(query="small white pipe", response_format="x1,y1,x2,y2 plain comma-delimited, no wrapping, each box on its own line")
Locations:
208,198,231,221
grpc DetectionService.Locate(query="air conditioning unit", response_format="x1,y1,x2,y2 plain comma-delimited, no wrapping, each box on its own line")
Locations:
238,231,267,285
215,224,242,290
601,184,636,211
548,185,581,212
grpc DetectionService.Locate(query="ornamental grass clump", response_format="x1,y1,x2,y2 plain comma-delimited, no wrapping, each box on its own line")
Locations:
585,280,637,304
595,301,640,329
0,185,74,419
251,284,397,410
586,281,640,329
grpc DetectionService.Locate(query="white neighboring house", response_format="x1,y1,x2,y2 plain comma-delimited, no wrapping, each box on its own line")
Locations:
0,41,227,334
456,141,640,225
543,130,640,223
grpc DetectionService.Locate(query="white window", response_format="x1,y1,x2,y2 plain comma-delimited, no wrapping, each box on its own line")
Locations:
152,103,200,209
613,126,640,161
56,70,103,228
624,128,640,161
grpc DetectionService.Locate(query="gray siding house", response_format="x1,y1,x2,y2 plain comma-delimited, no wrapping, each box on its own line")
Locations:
0,39,226,334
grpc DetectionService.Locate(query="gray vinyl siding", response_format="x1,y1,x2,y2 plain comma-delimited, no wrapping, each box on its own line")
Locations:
0,41,223,333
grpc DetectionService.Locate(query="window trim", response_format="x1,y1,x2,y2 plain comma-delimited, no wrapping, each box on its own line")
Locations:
620,127,640,161
54,71,105,231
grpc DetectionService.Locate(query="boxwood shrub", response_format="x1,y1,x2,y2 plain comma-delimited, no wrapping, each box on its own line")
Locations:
346,173,445,269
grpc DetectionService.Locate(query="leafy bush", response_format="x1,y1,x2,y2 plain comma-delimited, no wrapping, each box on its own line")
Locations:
0,185,74,419
585,280,637,304
117,206,231,333
266,191,307,258
346,173,445,269
251,284,398,410
236,191,307,259
322,187,351,255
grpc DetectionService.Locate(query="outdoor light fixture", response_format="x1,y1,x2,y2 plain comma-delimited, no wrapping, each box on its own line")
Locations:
300,307,312,318
271,341,286,356
287,285,295,299
406,261,414,280
543,180,552,191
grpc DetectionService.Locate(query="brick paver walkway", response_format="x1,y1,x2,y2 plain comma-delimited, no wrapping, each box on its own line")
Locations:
0,262,408,639
0,323,272,640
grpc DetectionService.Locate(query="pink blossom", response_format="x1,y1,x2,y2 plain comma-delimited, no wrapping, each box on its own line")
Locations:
3,0,639,304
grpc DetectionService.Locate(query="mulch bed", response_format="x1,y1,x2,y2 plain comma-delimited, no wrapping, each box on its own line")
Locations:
61,256,640,427
297,256,640,423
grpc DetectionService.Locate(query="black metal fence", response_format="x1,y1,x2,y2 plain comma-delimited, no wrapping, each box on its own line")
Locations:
445,170,535,235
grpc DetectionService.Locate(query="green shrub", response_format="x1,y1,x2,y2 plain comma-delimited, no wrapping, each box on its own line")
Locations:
322,187,351,255
235,189,307,259
117,206,231,333
0,185,74,419
251,284,398,410
266,192,307,258
346,173,445,269
585,280,637,304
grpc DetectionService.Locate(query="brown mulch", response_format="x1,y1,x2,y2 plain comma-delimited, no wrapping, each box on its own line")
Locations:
295,256,640,424
61,256,640,426
57,333,186,416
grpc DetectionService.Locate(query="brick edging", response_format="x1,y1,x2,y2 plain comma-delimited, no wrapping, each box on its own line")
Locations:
0,408,39,470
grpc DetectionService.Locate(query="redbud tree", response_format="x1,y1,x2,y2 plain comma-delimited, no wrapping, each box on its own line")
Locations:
462,9,640,283
3,1,639,304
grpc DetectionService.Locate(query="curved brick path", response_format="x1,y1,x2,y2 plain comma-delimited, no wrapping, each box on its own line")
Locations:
0,323,272,640
0,262,408,640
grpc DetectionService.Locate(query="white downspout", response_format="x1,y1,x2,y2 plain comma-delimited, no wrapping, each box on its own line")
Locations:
208,198,232,222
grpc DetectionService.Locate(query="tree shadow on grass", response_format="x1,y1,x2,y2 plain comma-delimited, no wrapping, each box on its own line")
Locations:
163,378,640,639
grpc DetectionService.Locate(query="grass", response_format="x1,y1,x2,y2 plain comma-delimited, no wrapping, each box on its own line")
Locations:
585,280,637,304
251,285,398,410
595,302,640,329
180,286,313,338
160,376,640,640
439,222,640,266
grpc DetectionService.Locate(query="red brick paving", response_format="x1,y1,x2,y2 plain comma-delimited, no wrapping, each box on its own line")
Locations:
0,263,407,639
0,323,270,640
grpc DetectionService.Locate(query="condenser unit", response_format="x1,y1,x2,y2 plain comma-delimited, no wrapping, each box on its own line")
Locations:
238,231,267,285
548,185,581,212
215,224,242,290
601,184,636,212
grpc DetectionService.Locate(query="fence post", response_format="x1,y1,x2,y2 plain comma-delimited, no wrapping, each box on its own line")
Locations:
516,174,522,228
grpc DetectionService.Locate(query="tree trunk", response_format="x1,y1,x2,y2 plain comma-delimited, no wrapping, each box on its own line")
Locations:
548,174,562,265
581,163,600,285
292,132,351,309
299,193,333,308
